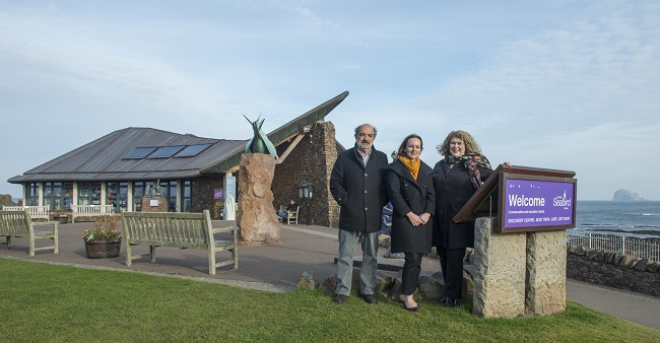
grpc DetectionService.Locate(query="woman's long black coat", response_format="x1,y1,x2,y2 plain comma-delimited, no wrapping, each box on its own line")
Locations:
432,160,493,250
384,160,435,254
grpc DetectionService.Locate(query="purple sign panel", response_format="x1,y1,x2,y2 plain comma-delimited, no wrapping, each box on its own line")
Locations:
213,188,223,200
504,179,574,228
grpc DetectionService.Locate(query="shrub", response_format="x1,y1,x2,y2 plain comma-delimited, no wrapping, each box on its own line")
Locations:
82,215,121,242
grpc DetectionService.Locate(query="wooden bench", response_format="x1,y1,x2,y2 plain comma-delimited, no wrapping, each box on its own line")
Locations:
121,210,238,275
278,205,299,224
70,205,114,223
0,210,59,256
2,206,50,220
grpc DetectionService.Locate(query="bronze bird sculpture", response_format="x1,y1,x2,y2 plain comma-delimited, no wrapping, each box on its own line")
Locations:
243,114,278,158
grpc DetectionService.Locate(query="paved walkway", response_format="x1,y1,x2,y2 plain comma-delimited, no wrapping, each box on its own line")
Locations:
1,221,658,330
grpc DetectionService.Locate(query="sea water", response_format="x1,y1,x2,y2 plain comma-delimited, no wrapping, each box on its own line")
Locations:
573,201,660,238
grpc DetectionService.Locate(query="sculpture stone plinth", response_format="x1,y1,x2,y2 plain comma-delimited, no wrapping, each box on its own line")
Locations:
236,153,280,245
140,197,168,212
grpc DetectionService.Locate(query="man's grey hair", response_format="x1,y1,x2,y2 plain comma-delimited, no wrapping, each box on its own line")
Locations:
354,123,378,137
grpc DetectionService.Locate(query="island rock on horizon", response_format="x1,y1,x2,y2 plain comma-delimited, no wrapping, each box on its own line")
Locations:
612,189,646,201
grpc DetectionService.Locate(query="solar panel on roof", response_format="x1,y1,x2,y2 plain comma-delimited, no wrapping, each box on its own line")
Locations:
121,147,157,159
148,145,185,158
175,143,212,157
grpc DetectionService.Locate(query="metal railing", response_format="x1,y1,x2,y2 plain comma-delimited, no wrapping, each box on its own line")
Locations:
567,231,660,262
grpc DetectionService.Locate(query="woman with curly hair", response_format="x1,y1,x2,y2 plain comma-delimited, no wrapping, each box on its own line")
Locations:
384,134,434,311
432,130,509,307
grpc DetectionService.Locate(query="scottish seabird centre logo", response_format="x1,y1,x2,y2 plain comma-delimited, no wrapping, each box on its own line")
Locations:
553,190,572,209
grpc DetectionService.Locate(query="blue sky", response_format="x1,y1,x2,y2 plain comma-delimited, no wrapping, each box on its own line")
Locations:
1,0,659,200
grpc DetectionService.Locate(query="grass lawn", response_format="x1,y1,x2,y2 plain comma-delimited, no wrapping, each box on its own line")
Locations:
1,258,658,343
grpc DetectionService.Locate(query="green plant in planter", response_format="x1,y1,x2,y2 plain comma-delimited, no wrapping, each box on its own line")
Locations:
82,215,121,242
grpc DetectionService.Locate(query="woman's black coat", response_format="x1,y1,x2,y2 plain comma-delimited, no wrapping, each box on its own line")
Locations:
384,159,435,254
432,160,493,250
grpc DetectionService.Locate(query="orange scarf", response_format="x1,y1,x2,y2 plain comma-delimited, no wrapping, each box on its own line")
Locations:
398,156,420,180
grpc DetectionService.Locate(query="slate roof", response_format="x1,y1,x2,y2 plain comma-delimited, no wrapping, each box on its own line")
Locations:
8,91,349,184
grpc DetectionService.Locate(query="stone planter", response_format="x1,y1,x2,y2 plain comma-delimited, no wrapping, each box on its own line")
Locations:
55,216,68,224
84,239,121,259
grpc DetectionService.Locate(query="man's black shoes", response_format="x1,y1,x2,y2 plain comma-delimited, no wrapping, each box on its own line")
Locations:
333,294,348,303
362,294,377,305
334,294,378,304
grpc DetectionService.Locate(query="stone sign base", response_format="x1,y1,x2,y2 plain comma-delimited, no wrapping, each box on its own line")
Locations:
473,218,526,318
472,217,566,318
236,153,280,245
526,230,567,315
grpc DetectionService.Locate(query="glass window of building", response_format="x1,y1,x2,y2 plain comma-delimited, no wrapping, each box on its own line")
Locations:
63,182,73,210
44,182,64,211
182,180,193,212
158,180,178,212
78,182,101,205
26,183,39,206
106,181,128,213
44,182,53,210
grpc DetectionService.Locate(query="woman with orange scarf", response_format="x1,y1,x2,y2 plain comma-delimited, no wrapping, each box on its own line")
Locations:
384,134,435,311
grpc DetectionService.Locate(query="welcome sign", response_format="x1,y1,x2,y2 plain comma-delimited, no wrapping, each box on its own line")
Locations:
503,179,575,229
498,175,576,233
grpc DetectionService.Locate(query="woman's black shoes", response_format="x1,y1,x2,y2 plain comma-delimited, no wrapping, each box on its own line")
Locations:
404,304,420,312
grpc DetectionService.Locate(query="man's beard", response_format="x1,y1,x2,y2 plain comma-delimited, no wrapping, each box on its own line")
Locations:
357,141,372,150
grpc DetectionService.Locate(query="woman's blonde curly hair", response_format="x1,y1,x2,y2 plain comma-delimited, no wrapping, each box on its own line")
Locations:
436,130,482,156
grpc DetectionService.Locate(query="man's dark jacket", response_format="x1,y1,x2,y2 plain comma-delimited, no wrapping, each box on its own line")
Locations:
330,146,389,232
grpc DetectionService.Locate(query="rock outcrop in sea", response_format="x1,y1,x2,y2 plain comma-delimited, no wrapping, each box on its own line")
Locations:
612,189,646,201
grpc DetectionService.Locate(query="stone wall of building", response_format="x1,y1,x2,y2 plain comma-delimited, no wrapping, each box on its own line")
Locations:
566,244,660,297
192,176,224,219
272,121,339,226
319,121,339,228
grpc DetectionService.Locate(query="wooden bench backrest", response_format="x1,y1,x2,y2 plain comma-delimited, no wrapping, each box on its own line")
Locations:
121,211,213,248
0,210,32,235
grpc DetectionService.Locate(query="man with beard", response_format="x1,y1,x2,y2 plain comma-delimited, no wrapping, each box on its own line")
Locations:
330,123,389,304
